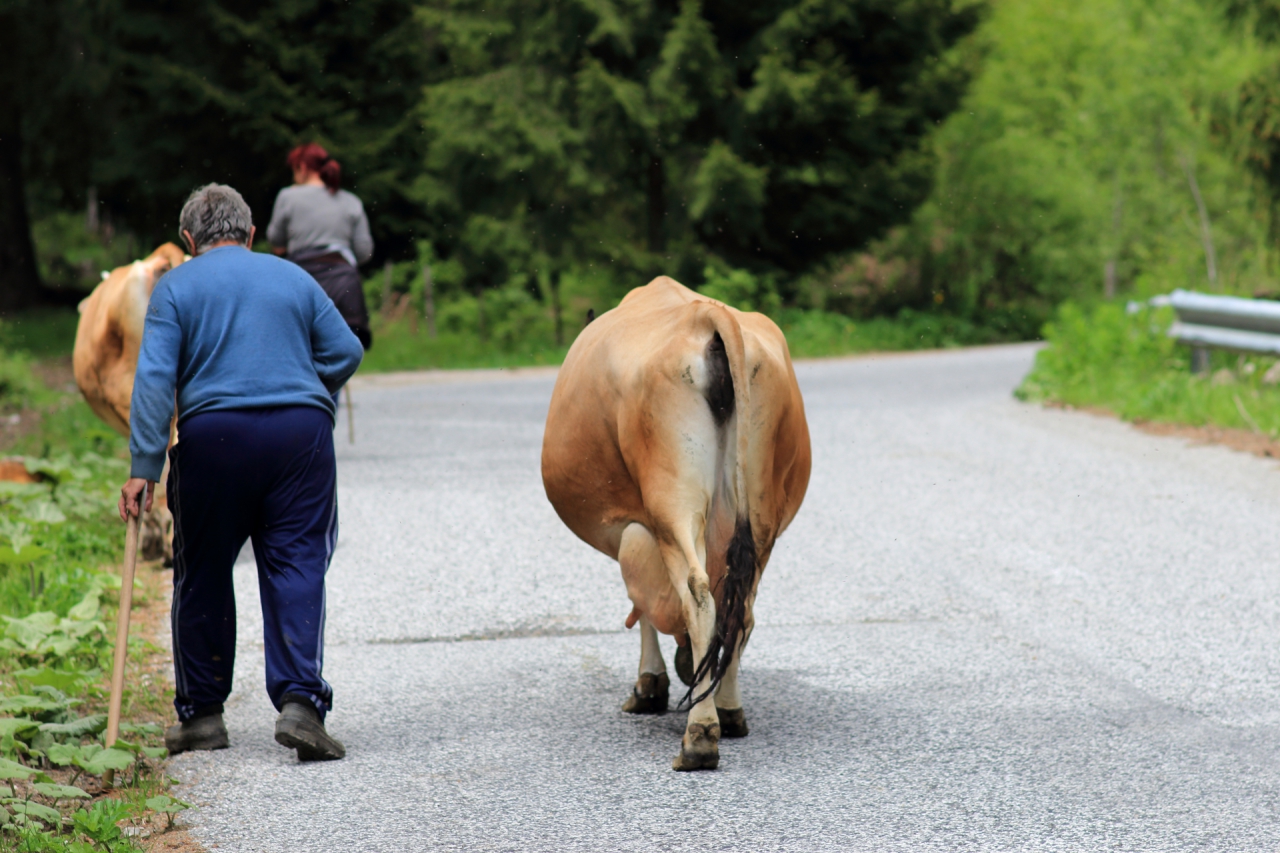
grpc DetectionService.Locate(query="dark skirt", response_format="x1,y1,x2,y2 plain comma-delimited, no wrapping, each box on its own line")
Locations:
290,250,372,350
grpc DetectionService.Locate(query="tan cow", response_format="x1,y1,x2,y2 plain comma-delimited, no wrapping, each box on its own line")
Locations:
541,276,811,771
74,243,185,434
73,243,186,560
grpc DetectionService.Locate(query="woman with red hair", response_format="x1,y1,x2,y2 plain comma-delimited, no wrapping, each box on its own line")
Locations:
267,143,374,350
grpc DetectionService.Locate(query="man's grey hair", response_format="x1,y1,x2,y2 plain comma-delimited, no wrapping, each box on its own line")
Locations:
179,183,253,252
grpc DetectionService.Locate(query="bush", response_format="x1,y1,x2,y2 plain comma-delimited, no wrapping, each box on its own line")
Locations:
699,265,781,316
31,212,138,294
805,0,1280,334
0,352,42,412
1018,300,1280,434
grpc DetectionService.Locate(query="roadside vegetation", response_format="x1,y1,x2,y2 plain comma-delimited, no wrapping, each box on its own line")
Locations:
357,255,1017,373
1019,301,1280,436
0,333,190,852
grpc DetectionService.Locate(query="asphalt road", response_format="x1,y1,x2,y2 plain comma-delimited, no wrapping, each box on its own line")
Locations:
170,343,1280,852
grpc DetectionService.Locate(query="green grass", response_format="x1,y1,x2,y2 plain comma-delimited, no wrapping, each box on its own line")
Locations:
358,305,1023,373
358,320,570,373
11,400,125,461
1018,301,1280,434
776,308,1018,359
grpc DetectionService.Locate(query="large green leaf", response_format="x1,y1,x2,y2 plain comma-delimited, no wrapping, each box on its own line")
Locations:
39,715,106,740
0,482,44,499
32,782,89,800
2,613,56,649
20,499,65,525
0,545,51,565
66,591,102,622
0,719,39,740
0,758,35,780
73,747,134,775
0,695,66,716
42,636,80,657
145,794,189,813
10,800,63,825
45,743,79,767
24,455,90,483
14,667,98,694
58,618,104,640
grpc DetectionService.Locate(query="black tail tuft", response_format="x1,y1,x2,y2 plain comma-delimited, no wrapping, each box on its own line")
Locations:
679,516,757,708
704,332,734,426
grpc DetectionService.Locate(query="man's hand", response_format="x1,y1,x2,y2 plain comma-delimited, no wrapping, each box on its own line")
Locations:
119,478,155,522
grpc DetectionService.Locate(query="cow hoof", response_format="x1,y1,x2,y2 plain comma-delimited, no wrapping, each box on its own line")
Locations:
718,707,748,738
622,672,669,714
672,722,720,771
674,644,694,687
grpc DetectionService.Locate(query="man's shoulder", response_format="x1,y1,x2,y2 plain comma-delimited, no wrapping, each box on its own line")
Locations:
165,248,314,290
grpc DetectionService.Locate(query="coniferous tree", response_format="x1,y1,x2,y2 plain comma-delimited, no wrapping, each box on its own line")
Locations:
418,0,982,293
0,0,112,309
101,0,427,258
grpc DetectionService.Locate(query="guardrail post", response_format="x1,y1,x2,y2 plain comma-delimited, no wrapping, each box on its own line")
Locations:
1191,346,1210,374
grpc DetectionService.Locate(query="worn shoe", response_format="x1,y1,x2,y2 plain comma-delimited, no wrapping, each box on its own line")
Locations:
274,698,345,761
164,713,229,754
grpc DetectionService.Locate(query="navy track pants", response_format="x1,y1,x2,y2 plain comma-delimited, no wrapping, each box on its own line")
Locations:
167,406,338,721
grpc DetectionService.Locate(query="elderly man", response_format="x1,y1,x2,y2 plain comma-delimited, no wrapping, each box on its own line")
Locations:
119,184,363,761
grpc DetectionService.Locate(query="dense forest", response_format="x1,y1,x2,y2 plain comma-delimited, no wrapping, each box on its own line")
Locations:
5,0,1280,343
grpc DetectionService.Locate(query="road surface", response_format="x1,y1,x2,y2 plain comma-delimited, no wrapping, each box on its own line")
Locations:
170,343,1280,851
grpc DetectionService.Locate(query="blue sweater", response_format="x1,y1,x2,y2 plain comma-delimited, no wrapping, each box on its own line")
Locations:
129,246,364,481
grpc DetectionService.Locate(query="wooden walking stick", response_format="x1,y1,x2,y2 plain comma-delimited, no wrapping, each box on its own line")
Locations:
103,487,144,788
345,384,355,445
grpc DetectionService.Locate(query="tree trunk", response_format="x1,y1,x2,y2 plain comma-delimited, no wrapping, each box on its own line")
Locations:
647,154,665,254
0,84,43,312
1180,153,1217,291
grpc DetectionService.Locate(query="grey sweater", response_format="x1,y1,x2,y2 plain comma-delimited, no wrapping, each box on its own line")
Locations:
266,185,374,265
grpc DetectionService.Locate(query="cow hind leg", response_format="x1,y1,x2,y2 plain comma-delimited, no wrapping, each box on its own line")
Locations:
715,650,749,738
619,523,674,714
659,533,721,771
714,615,753,738
622,616,669,714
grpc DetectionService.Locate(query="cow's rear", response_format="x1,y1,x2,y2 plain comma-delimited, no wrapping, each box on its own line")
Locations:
542,276,811,771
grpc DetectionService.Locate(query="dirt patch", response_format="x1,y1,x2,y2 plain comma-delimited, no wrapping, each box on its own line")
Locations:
138,818,207,853
1045,401,1280,461
1130,420,1280,459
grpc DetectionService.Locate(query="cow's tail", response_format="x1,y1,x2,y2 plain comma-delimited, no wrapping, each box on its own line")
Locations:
683,302,756,707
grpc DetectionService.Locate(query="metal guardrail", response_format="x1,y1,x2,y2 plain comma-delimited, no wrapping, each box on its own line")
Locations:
1135,289,1280,371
